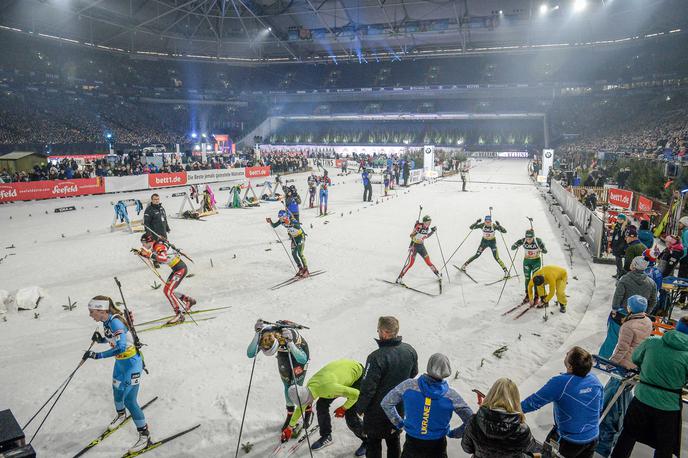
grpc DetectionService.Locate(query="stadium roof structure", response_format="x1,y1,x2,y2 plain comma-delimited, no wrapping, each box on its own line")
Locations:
1,0,686,62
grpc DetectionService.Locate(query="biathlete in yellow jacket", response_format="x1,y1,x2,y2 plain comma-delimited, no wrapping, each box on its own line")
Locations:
285,359,367,455
527,265,568,313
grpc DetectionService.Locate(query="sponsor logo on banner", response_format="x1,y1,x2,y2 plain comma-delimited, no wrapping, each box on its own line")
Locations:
0,178,105,203
148,172,187,188
245,166,271,178
608,188,633,209
637,195,653,212
54,206,76,213
186,168,246,185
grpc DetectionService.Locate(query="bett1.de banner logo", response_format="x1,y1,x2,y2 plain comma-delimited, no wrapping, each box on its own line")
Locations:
147,172,188,188
608,188,633,209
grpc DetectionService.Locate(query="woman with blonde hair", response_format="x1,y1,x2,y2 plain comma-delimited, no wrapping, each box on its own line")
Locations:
84,295,151,454
461,378,539,457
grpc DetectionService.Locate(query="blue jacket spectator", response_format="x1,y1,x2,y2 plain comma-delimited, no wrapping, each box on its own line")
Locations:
362,170,371,187
382,353,473,458
521,347,603,456
637,220,654,249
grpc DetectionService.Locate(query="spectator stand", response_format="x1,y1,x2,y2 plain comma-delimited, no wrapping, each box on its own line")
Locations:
111,199,145,233
177,185,219,219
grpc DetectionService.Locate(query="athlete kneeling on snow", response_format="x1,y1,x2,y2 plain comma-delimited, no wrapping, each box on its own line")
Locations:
528,265,568,313
84,296,151,454
247,319,311,434
267,210,309,277
286,359,367,456
396,215,441,283
461,215,509,277
512,229,547,304
135,233,196,324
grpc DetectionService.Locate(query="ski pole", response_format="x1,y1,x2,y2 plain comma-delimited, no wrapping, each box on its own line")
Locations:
416,204,423,222
234,353,258,458
287,355,314,458
526,216,545,266
270,225,298,273
440,229,473,272
144,225,194,263
22,332,97,430
114,277,149,372
499,231,517,275
134,252,165,283
496,246,520,306
434,229,451,284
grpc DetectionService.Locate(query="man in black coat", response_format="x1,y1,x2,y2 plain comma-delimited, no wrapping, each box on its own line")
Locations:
144,193,171,240
357,316,418,458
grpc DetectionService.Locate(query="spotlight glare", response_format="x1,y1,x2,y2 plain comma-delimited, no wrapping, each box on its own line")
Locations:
573,0,586,12
553,4,560,9
498,10,503,14
267,27,272,32
539,3,548,14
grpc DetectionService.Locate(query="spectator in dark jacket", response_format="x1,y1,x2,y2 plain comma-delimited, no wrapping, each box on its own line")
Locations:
521,347,603,458
610,316,688,458
461,378,538,458
357,316,418,458
610,214,628,278
402,161,410,187
362,169,373,202
622,227,645,274
381,353,473,458
143,193,171,240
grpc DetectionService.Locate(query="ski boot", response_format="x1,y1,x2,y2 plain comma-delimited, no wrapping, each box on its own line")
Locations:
459,263,468,271
129,425,152,454
521,293,530,305
502,268,510,279
107,410,127,431
559,302,567,313
166,311,185,325
395,276,404,284
300,268,310,278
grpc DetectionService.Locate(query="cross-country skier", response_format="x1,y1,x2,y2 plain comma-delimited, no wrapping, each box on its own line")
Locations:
527,265,568,313
319,170,331,216
396,215,441,283
267,210,309,277
511,229,548,303
460,216,509,277
307,174,317,208
284,185,301,221
84,296,151,454
247,319,312,433
134,233,196,324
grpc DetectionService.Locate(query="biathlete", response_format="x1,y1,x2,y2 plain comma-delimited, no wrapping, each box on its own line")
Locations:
84,296,151,454
246,319,312,435
460,215,509,277
267,210,310,277
319,170,331,216
511,229,547,303
135,233,196,324
396,215,441,283
307,174,317,208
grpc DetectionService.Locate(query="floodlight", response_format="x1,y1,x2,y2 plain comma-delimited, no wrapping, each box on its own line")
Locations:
540,4,548,14
573,0,586,12
191,132,198,139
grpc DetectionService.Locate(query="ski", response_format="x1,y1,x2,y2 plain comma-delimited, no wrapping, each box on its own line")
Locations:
269,270,326,290
485,275,518,286
270,423,306,456
377,279,437,297
138,316,216,333
72,397,159,458
136,306,232,326
286,425,319,456
501,302,529,316
514,303,539,320
121,424,201,458
452,265,478,284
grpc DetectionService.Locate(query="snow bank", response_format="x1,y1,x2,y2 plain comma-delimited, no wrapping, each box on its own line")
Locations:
15,286,47,311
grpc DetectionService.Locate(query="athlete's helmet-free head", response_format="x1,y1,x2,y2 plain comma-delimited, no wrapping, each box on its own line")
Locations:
533,275,545,286
525,229,535,238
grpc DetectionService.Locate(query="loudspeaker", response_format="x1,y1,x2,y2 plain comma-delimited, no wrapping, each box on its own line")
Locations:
0,410,25,452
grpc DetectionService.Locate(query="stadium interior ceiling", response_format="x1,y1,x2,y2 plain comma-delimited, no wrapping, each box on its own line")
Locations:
1,0,687,62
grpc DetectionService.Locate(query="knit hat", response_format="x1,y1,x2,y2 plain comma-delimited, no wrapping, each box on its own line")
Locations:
288,384,313,407
484,215,492,222
643,248,657,264
426,353,451,380
680,216,688,227
676,319,688,335
630,256,649,271
627,295,648,314
624,226,638,238
617,214,627,221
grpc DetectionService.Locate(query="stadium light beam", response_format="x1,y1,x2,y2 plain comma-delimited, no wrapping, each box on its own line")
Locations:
573,0,586,12
539,4,548,14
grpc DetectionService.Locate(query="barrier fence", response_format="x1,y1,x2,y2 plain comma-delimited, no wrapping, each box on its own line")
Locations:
0,166,270,203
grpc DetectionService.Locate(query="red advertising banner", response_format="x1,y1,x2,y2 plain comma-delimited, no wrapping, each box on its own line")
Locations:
637,195,653,212
0,178,105,203
245,166,271,179
607,188,633,209
147,172,187,188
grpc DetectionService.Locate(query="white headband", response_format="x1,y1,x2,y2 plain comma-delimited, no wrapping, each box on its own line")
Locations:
88,299,110,311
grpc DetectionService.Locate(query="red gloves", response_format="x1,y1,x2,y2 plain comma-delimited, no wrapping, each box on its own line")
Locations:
281,426,293,442
334,407,347,418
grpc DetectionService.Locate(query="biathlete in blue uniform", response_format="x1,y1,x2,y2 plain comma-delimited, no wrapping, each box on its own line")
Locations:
84,296,151,454
319,170,331,216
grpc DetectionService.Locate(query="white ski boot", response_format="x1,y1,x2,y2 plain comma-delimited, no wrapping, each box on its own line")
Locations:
107,410,127,431
129,427,152,454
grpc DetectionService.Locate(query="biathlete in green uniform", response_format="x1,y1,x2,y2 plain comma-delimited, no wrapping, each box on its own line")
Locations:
460,215,509,277
267,209,309,277
511,229,547,303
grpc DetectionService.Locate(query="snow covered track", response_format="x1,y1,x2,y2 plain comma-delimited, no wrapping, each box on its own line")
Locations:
0,160,618,457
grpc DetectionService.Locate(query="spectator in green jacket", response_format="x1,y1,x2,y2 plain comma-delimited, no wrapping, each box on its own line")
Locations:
610,316,688,458
621,227,645,275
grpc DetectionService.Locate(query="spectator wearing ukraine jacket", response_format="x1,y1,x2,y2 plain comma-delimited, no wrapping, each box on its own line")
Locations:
521,346,603,458
381,353,473,458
